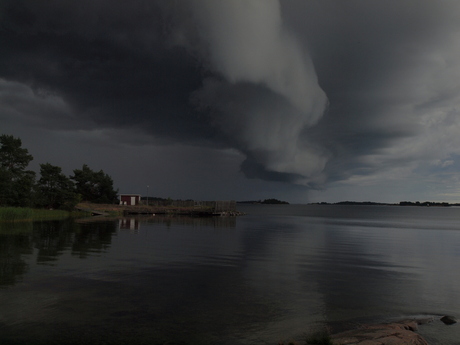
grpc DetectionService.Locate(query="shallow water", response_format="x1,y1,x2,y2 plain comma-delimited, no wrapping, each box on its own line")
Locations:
1,205,460,344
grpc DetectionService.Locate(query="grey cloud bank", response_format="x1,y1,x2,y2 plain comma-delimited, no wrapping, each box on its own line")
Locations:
1,0,460,203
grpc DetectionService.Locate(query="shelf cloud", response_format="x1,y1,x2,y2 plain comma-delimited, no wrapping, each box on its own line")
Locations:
2,0,460,201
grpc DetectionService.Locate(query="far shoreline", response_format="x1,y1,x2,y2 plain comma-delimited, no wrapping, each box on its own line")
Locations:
309,200,460,207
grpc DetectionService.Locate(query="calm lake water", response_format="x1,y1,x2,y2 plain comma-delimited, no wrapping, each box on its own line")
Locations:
1,204,460,344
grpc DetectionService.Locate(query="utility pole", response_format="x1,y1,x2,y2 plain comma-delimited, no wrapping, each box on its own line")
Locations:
147,185,149,206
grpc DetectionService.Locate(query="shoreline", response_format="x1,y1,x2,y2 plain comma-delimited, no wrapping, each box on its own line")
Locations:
330,318,433,345
75,202,244,217
280,316,457,345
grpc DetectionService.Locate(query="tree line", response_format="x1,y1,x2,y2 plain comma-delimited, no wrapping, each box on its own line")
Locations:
0,134,118,210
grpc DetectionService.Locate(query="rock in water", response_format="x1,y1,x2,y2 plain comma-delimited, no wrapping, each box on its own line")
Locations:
440,315,457,325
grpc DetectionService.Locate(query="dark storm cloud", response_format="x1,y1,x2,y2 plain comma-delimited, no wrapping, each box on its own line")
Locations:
2,0,460,195
282,0,460,186
0,0,220,144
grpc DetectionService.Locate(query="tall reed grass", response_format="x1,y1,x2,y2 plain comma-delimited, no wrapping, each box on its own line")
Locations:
0,207,33,222
32,209,70,221
0,207,71,222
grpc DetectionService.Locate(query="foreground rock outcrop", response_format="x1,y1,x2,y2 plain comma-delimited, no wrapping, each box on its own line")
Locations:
331,319,431,345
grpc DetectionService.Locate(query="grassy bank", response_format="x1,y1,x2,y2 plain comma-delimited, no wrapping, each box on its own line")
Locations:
0,207,84,222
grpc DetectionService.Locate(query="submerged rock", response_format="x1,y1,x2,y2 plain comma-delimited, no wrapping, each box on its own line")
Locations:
440,315,457,325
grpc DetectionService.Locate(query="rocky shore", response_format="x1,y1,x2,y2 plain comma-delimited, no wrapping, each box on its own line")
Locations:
280,316,457,345
330,318,432,345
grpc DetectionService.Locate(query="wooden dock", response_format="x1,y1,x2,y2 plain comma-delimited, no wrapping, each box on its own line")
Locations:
75,206,109,217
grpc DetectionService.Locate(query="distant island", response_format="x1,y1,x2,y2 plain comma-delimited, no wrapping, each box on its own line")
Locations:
311,201,460,207
237,199,289,205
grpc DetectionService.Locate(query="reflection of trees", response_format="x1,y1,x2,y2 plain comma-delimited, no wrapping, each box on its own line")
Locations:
72,221,117,258
0,222,33,287
33,220,77,264
1,215,232,289
0,220,118,287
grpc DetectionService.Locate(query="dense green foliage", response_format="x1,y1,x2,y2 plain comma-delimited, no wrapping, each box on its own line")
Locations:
0,134,119,211
0,135,36,207
71,164,118,204
36,163,80,210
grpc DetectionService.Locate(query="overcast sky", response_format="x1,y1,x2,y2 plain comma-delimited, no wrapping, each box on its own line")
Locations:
2,0,460,203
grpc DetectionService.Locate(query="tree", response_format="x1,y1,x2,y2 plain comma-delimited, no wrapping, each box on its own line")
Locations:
0,135,35,206
71,164,118,203
36,163,80,210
